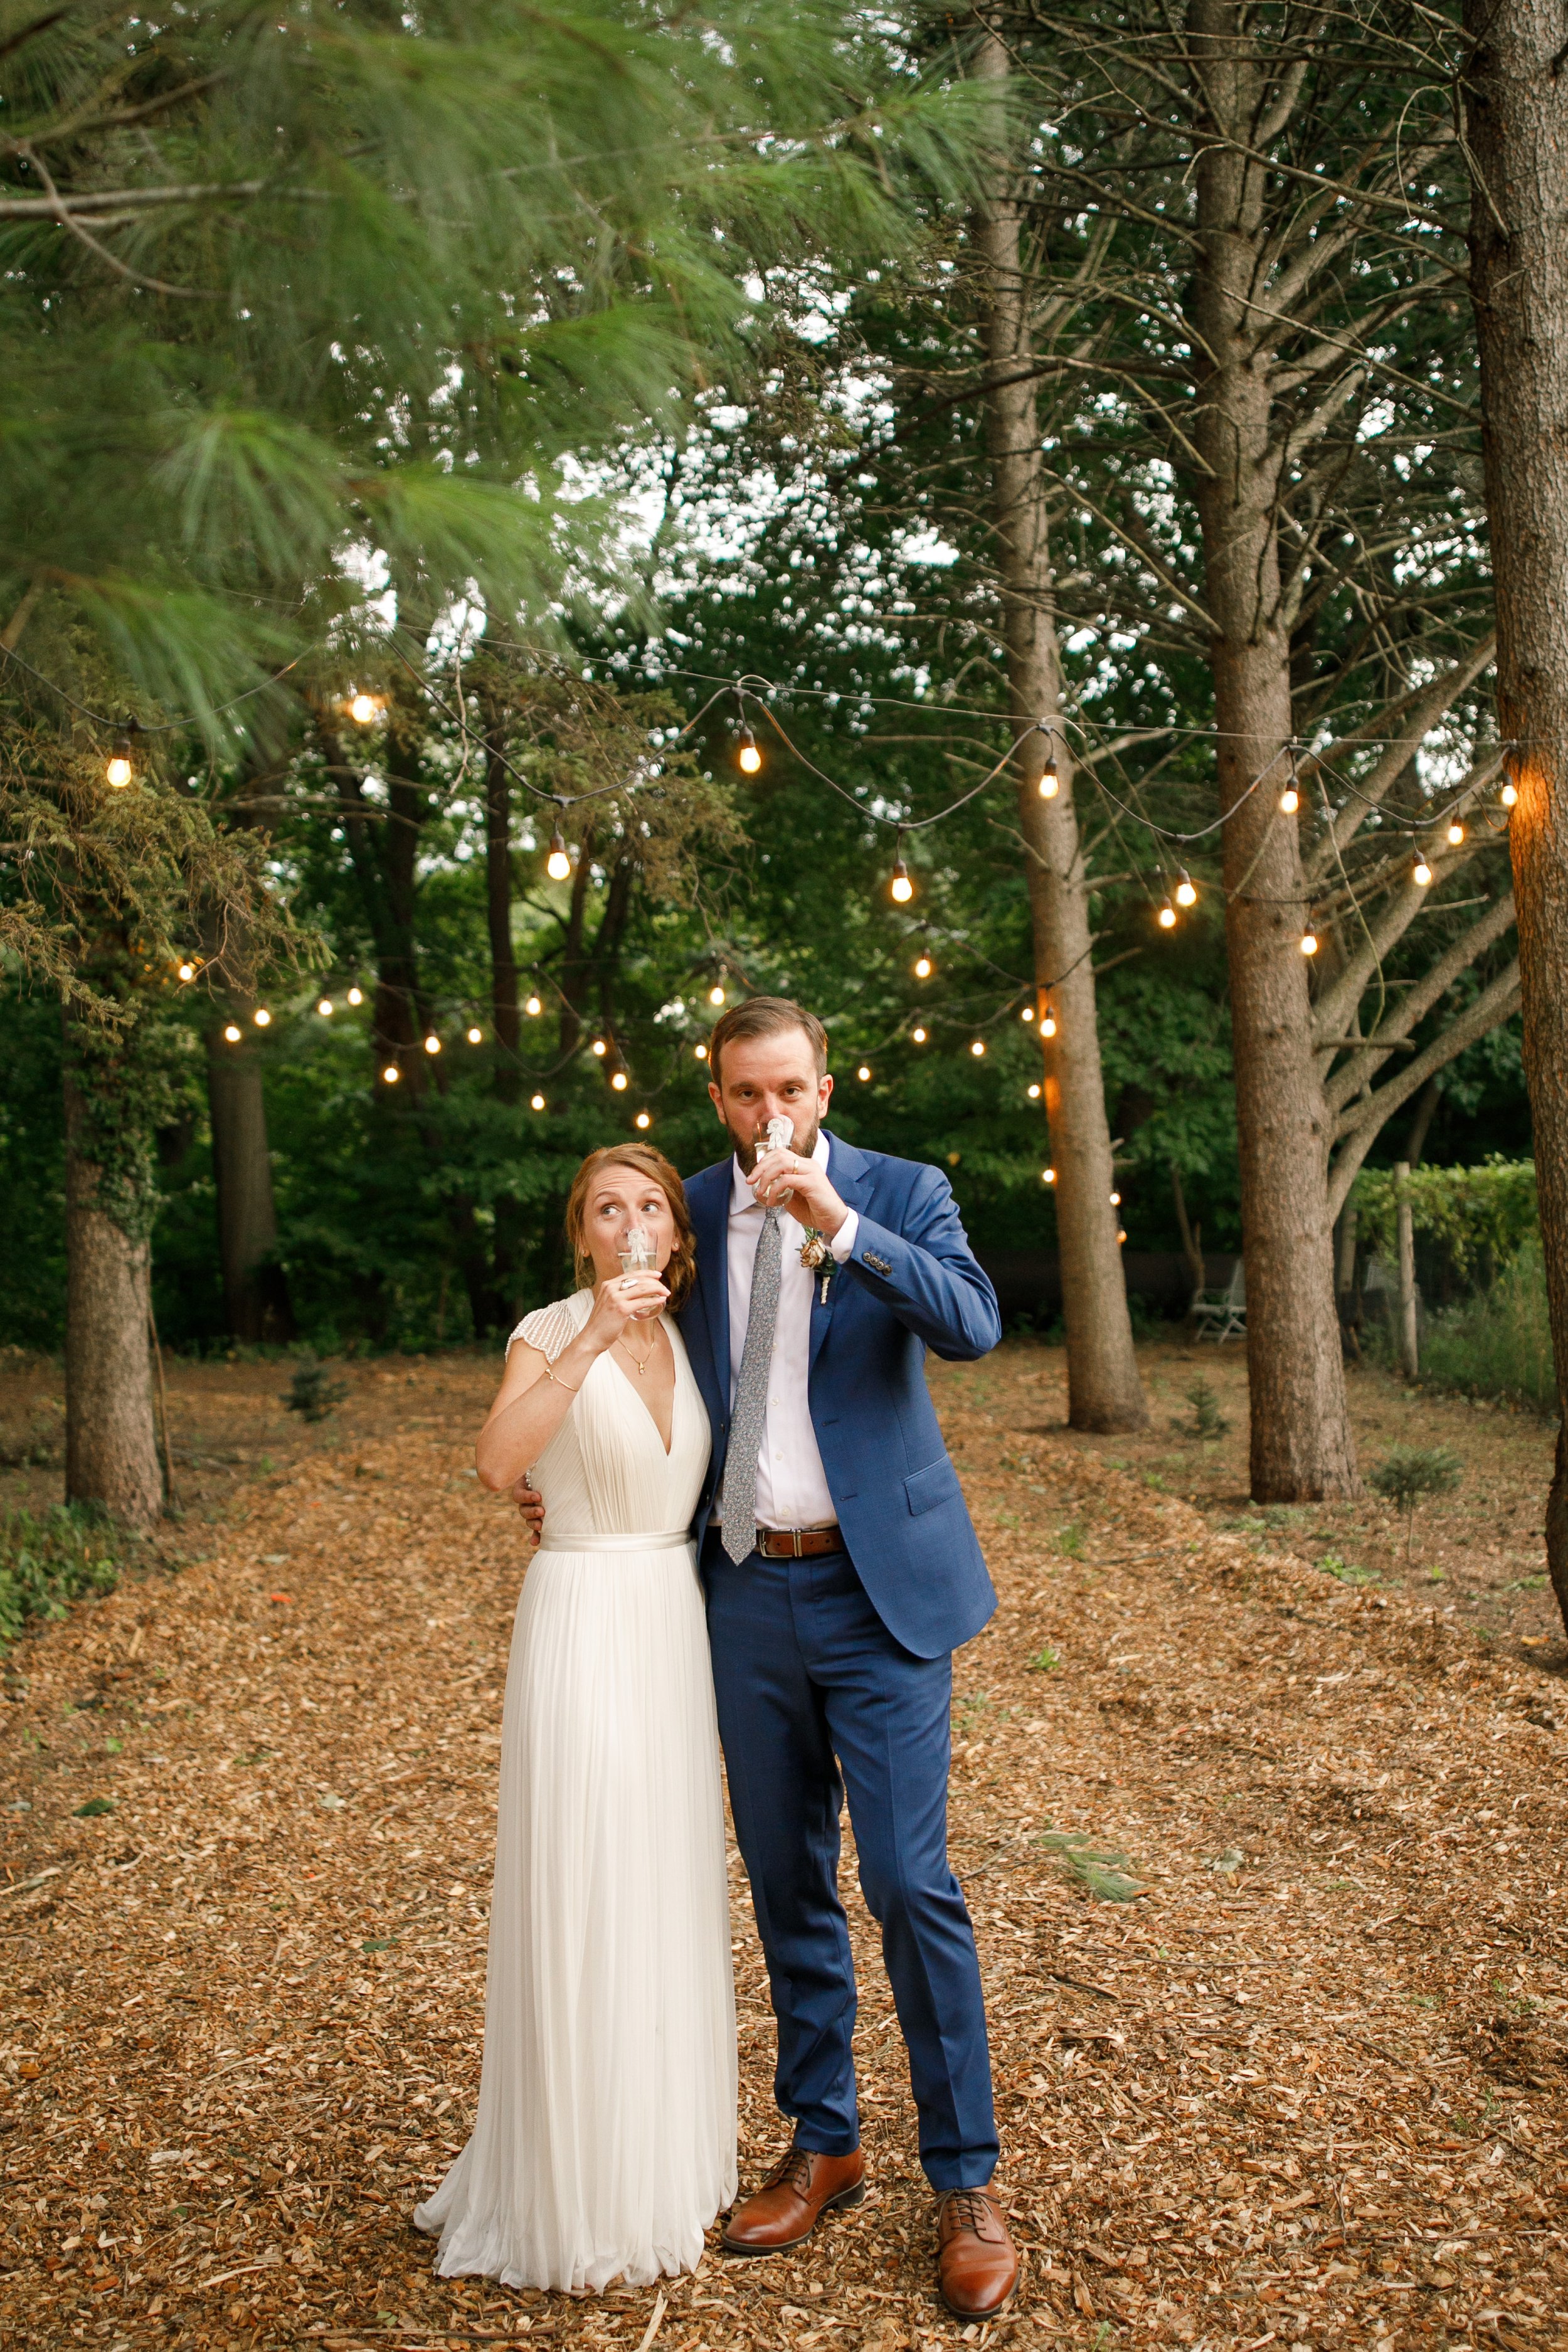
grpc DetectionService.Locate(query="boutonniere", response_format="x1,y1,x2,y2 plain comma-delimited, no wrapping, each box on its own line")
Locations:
798,1227,834,1305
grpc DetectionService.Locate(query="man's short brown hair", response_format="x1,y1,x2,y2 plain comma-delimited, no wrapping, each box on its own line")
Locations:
707,995,828,1087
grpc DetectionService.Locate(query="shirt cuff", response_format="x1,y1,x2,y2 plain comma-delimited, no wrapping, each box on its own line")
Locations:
829,1210,859,1263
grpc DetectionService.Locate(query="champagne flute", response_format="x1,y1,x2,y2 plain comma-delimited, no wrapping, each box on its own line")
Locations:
617,1224,658,1316
755,1115,795,1206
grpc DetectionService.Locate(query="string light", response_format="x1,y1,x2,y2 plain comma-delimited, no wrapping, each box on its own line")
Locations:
591,1038,608,1057
1037,725,1059,798
890,851,914,904
857,1064,872,1081
1501,778,1518,809
1446,820,1465,846
1158,898,1177,930
1041,1006,1057,1037
708,983,726,1005
914,951,933,979
466,1025,483,1044
1116,1228,1128,1246
105,733,134,788
694,1043,709,1060
177,961,196,983
1175,869,1197,908
348,691,382,726
424,1033,442,1054
347,985,363,1006
1042,1166,1057,1185
223,1022,241,1043
382,1063,400,1084
546,828,572,881
737,723,761,775
1279,744,1300,815
610,1070,628,1091
1412,857,1433,887
1027,1082,1041,1099
531,1092,546,1111
635,1110,652,1130
1110,1190,1121,1206
1300,918,1319,955
970,1039,985,1057
525,993,542,1016
1020,1004,1035,1022
317,997,334,1015
911,1026,928,1043
253,1007,271,1027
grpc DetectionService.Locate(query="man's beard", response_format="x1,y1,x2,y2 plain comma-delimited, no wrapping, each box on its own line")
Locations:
727,1107,820,1173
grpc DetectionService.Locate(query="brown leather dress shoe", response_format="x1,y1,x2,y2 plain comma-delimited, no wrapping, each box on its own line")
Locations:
721,2144,865,2254
936,2188,1019,2318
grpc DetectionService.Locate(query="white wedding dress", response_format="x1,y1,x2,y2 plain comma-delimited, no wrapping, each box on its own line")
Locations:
415,1290,736,2291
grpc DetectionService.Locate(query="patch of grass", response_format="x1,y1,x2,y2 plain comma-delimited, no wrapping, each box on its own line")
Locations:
0,1505,127,1646
1038,1827,1150,1902
1320,1554,1380,1587
1055,1520,1086,1558
1028,1643,1061,1674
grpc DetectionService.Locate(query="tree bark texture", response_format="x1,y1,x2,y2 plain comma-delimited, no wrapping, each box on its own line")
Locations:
63,1064,162,1525
483,732,522,1106
1466,0,1568,1623
204,1014,294,1342
973,23,1147,1433
1188,0,1357,1498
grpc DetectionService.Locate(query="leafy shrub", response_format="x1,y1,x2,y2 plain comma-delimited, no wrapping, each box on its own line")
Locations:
1417,1241,1557,1414
1368,1445,1463,1557
280,1355,349,1422
0,1505,125,1645
1355,1157,1537,1286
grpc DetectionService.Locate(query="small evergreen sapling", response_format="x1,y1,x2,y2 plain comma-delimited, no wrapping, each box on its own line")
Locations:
1369,1446,1463,1559
281,1357,348,1424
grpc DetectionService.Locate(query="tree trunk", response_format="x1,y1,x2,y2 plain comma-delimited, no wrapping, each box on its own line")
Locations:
204,1012,294,1342
972,23,1147,1433
62,1062,162,1525
1172,1165,1205,1298
484,734,522,1106
1394,1161,1420,1379
1466,0,1568,1626
1187,0,1357,1498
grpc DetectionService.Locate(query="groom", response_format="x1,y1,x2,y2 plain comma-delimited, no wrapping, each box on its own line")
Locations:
521,997,1017,2317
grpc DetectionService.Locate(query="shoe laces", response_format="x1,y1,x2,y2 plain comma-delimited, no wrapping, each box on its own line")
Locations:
763,2146,817,2197
942,2188,1000,2241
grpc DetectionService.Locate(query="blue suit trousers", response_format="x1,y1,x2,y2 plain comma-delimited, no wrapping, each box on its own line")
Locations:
704,1534,999,2191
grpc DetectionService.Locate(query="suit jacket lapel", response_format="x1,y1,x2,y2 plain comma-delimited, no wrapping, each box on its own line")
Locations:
810,1131,871,1375
684,1159,732,1426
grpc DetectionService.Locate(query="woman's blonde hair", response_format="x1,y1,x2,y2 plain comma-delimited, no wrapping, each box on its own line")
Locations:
564,1144,697,1311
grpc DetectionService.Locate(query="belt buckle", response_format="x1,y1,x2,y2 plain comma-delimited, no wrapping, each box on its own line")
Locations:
791,1527,803,1558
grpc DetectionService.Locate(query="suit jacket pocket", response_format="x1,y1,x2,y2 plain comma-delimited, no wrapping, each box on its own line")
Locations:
904,1457,964,1517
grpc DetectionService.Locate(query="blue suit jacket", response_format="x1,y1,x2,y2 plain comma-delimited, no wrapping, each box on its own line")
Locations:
678,1130,1002,1660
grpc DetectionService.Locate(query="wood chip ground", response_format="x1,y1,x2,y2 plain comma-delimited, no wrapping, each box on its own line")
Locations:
3,1339,1566,2351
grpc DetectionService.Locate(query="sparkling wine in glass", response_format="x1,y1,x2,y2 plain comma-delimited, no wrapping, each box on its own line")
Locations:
755,1115,795,1205
617,1224,657,1314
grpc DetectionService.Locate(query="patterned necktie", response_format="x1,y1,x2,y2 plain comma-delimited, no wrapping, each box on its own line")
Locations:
719,1206,783,1565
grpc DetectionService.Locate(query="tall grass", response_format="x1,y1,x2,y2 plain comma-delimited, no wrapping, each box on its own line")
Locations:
0,1505,125,1646
1417,1241,1557,1414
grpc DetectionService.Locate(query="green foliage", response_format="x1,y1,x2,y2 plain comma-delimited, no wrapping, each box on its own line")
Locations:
0,1505,125,1646
1173,1376,1227,1439
1368,1445,1463,1557
1027,1643,1060,1673
1417,1242,1557,1416
1038,1828,1148,1902
1355,1159,1538,1285
280,1356,349,1422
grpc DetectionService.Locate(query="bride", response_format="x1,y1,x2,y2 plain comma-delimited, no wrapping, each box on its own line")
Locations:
415,1144,736,2292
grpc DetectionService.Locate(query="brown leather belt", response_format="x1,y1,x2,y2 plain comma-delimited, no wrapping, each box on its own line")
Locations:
715,1522,845,1559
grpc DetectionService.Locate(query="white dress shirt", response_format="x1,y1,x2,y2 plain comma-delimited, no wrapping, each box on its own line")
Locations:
726,1131,859,1530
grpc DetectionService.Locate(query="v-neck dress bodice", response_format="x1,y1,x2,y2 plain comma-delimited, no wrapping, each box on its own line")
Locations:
414,1291,733,2292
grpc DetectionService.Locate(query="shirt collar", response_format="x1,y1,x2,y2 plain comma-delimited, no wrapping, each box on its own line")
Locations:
729,1126,830,1216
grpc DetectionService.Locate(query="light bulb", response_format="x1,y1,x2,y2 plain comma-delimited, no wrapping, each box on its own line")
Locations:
1412,859,1433,887
177,961,196,983
914,953,933,979
709,984,725,1006
382,1062,400,1084
1501,780,1518,809
912,1027,928,1044
1175,871,1197,908
467,1025,483,1044
591,1037,607,1056
635,1111,651,1130
546,829,571,881
1446,821,1465,846
1042,1011,1057,1037
525,993,541,1017
737,724,761,775
610,1069,628,1091
1037,760,1059,800
1028,1082,1041,1100
1110,1190,1121,1206
105,752,133,788
970,1040,985,1057
253,1007,271,1027
1116,1227,1127,1246
317,997,334,1016
694,1042,709,1060
1279,786,1300,815
1158,901,1177,930
1020,1004,1035,1022
890,856,914,904
1042,1166,1057,1185
531,1093,545,1111
857,1064,872,1081
1300,926,1319,956
424,1034,441,1054
349,692,379,726
347,985,363,1006
223,1022,241,1044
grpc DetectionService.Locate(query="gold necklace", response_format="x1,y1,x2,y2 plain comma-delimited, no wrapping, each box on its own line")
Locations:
617,1324,659,1376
